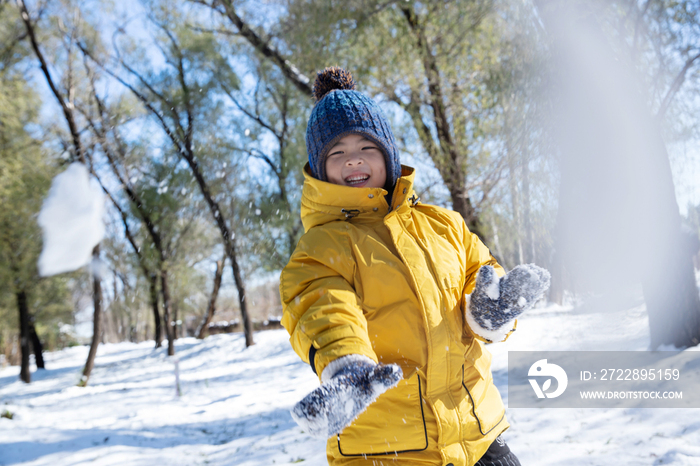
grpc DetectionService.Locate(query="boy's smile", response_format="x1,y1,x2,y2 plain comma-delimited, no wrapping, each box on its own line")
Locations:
325,134,387,189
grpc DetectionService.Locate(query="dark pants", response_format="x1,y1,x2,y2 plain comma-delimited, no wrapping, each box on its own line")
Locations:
474,436,521,466
443,436,520,466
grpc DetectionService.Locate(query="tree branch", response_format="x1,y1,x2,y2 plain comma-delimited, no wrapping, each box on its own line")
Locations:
387,88,442,170
80,55,167,258
400,4,454,157
16,0,83,162
155,20,195,153
194,0,313,97
656,51,700,120
77,42,186,158
184,23,240,37
221,84,277,135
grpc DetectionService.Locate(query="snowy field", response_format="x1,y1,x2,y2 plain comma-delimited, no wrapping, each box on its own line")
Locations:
2,299,700,466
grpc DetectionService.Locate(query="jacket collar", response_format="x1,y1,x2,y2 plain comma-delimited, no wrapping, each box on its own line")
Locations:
300,163,417,232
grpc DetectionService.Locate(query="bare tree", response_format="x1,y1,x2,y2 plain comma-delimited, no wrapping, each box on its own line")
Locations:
197,254,225,339
219,66,304,262
77,64,176,351
28,320,45,369
88,164,164,348
77,18,255,347
16,290,30,383
16,0,105,385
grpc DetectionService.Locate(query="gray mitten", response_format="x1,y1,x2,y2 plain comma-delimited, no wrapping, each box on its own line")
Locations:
465,263,550,342
290,355,402,438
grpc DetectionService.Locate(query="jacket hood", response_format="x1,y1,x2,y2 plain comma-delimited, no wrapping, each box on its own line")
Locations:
300,163,417,232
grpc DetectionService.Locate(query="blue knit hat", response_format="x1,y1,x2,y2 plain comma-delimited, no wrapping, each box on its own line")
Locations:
306,67,401,191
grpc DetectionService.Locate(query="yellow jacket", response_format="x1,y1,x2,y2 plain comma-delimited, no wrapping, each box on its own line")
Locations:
280,166,509,465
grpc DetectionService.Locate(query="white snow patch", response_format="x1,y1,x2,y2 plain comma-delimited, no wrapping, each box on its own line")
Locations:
3,298,700,465
37,163,105,276
464,294,514,343
485,274,500,300
344,398,354,417
1,332,327,465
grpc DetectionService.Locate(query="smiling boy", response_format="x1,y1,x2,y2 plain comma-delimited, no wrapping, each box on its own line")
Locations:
280,67,549,466
325,134,387,188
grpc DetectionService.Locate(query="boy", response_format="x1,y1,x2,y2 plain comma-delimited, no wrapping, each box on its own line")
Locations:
280,67,549,466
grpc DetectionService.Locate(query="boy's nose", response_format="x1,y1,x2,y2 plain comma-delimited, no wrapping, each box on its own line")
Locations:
345,155,364,165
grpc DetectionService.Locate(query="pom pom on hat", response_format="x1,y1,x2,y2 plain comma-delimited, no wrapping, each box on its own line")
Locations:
313,67,356,102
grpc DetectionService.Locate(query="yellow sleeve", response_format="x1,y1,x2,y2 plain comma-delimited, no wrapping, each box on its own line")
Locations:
279,229,377,381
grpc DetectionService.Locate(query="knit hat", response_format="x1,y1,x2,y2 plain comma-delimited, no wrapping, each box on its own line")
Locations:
306,67,401,191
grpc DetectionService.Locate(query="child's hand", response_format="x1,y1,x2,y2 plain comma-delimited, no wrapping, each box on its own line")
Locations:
290,357,402,438
466,264,550,342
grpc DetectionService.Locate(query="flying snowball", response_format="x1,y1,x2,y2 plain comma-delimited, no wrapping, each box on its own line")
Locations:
37,163,105,276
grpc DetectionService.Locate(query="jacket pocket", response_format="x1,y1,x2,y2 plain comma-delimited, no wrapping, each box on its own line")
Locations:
337,373,428,457
461,340,506,436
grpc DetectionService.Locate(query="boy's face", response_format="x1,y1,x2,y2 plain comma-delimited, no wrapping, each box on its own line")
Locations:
325,134,387,189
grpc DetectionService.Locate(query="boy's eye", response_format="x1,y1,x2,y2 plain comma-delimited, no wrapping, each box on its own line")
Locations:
328,151,343,157
362,146,378,151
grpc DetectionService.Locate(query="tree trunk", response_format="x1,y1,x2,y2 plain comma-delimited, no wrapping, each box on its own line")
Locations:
643,213,700,348
537,0,700,346
447,185,483,239
18,2,107,379
400,4,486,242
88,127,164,349
160,267,175,356
172,302,179,340
80,246,103,387
197,256,225,339
173,137,254,347
149,272,162,347
228,248,254,346
16,290,30,384
29,321,44,370
176,146,253,347
644,250,700,348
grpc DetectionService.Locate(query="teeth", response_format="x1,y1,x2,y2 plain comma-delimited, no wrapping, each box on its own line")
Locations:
346,175,369,183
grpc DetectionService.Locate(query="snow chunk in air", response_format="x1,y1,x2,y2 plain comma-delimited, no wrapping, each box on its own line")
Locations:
38,163,105,276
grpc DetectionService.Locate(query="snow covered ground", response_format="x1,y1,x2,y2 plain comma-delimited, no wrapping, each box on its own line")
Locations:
2,300,700,466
